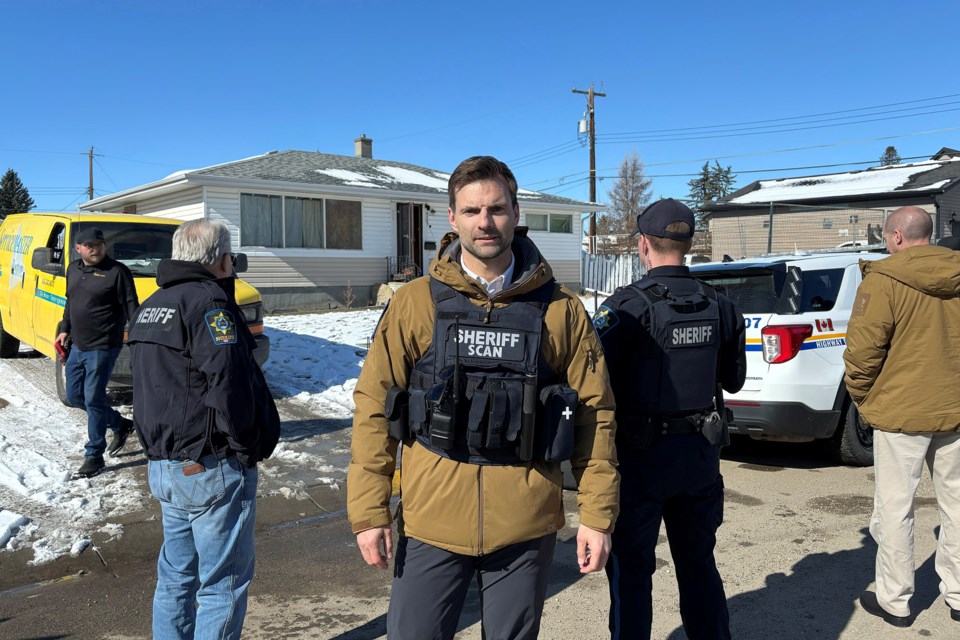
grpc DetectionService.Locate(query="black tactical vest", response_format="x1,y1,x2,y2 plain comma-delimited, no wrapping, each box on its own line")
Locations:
631,278,721,416
407,277,557,465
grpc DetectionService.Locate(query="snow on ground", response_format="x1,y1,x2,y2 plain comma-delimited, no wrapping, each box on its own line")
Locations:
0,297,602,563
0,361,146,563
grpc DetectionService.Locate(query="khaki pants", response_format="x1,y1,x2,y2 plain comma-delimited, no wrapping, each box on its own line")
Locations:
871,430,960,617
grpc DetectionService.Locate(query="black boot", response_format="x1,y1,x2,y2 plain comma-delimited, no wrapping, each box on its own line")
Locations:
75,456,105,478
107,418,134,456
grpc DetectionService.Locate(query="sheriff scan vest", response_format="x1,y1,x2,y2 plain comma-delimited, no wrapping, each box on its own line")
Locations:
399,277,576,465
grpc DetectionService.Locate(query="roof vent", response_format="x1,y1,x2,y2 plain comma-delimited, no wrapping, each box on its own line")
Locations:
265,150,279,155
355,134,373,159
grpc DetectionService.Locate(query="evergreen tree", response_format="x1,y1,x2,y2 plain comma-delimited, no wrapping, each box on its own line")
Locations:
879,145,902,166
687,161,737,211
598,153,652,250
0,169,35,219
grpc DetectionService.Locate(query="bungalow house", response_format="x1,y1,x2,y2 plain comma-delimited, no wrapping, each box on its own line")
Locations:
79,138,597,311
700,148,960,260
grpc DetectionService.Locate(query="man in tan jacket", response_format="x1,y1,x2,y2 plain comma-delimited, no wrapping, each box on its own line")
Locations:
348,156,619,639
844,206,960,628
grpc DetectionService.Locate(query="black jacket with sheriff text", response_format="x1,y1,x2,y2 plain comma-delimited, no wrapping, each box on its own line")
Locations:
59,256,139,350
127,260,280,467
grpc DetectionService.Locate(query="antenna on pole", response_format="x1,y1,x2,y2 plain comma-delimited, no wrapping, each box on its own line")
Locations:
572,83,606,254
87,146,94,202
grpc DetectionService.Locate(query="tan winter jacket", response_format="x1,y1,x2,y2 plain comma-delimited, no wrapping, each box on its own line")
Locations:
843,245,960,433
347,231,619,555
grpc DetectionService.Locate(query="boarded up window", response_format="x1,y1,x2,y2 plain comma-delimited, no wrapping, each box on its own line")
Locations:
326,199,362,249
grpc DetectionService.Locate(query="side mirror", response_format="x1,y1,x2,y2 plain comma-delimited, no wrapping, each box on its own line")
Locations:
231,252,248,274
31,247,63,276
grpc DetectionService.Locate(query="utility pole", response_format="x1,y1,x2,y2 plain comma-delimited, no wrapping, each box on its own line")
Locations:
87,146,94,202
572,83,605,253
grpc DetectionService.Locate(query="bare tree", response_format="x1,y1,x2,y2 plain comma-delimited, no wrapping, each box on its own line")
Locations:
598,153,652,251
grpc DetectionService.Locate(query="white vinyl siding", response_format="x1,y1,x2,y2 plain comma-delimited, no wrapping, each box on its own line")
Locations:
242,256,387,288
117,186,203,220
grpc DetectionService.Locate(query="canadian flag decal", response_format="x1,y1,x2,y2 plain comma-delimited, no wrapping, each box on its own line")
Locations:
816,319,834,332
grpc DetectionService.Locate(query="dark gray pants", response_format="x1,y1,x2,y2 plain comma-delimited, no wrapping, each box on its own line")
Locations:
387,533,557,640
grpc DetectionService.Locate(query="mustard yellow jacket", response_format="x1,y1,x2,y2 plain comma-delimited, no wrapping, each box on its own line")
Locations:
347,232,619,555
843,245,960,433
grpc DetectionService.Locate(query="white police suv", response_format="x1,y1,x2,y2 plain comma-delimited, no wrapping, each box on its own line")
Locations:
691,250,887,466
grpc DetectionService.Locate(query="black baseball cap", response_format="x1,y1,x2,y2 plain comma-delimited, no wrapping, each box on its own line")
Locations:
938,236,960,250
631,198,695,240
74,227,105,244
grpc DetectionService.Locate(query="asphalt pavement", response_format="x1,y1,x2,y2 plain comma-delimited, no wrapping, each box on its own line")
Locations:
1,437,956,639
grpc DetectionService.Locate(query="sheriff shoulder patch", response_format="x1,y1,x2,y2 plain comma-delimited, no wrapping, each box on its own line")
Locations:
592,305,620,337
205,309,238,345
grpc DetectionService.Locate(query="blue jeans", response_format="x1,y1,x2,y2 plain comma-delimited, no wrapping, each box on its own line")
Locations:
65,346,122,458
148,455,258,640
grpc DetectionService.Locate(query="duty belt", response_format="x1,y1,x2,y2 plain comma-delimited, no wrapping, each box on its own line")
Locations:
643,414,704,435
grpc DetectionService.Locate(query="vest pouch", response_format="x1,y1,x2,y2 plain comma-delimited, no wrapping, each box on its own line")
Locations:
408,389,428,436
462,372,525,451
538,384,579,462
385,387,410,441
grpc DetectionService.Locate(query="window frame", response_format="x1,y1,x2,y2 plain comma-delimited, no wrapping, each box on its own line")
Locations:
240,192,363,250
525,212,573,234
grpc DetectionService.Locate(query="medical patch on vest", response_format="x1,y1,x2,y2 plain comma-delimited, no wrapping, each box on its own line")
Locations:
448,326,526,360
205,309,238,346
852,292,871,317
592,305,619,337
667,320,718,348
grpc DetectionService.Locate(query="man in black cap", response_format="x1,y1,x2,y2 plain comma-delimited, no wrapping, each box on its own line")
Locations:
937,235,960,250
56,226,139,478
593,199,746,639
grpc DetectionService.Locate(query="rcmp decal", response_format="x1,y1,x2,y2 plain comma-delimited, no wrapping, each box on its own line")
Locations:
745,333,846,352
592,305,619,337
205,309,238,345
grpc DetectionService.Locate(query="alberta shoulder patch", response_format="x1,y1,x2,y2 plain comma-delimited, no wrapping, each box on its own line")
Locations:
205,309,238,345
592,305,620,337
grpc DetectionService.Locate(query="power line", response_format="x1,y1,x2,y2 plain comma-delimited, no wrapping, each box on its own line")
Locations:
596,106,960,144
600,92,960,136
523,126,960,186
535,154,938,193
512,92,960,171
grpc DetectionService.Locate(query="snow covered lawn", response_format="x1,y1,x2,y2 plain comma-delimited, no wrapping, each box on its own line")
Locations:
0,296,601,564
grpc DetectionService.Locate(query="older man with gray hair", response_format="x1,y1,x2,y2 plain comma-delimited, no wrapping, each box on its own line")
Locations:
844,206,960,628
128,219,280,639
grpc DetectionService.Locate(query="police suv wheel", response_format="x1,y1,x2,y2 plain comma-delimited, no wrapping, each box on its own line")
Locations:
55,355,70,406
825,400,873,467
0,315,20,358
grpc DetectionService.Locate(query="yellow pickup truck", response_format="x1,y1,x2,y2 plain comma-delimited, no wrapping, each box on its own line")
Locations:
0,213,269,404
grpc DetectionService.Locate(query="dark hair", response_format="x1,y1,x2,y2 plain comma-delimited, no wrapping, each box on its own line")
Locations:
646,221,693,254
448,156,519,210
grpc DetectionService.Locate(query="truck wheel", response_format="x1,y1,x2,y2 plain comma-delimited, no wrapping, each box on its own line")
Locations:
55,355,70,406
0,315,20,358
825,400,873,466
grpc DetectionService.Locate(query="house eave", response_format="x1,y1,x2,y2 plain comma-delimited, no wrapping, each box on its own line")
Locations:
81,173,600,213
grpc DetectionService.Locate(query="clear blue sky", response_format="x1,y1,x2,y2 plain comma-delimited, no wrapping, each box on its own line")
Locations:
4,0,959,212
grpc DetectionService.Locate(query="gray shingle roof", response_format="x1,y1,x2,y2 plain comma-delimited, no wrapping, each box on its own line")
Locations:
192,150,592,207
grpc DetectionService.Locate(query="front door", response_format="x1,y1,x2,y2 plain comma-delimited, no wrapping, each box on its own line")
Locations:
396,203,423,279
